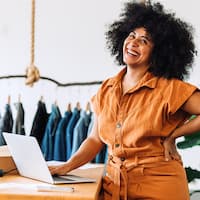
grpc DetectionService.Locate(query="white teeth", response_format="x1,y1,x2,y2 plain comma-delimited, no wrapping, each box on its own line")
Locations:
127,50,138,56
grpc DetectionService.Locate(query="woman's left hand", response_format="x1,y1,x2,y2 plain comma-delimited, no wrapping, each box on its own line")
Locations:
163,137,181,161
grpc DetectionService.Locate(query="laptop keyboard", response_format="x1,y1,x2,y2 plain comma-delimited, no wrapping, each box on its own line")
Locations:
53,176,75,182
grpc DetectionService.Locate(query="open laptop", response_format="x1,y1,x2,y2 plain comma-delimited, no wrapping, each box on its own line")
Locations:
3,132,96,184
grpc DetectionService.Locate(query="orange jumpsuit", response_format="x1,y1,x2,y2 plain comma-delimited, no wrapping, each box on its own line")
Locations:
91,67,197,200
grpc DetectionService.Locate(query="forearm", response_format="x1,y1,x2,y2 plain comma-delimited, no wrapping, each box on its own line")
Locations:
64,136,104,171
170,115,200,140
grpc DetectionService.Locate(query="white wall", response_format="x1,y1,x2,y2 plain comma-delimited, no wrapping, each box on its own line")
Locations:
0,0,123,132
0,0,199,190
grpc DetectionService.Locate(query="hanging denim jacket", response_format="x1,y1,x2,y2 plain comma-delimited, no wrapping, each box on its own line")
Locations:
65,107,80,160
30,100,49,146
53,111,72,161
87,113,107,163
71,110,92,156
0,104,13,146
41,104,61,161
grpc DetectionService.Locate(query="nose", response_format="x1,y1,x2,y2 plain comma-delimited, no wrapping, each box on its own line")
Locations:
129,38,139,47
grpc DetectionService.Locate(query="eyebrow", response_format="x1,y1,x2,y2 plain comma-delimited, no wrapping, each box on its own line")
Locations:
132,31,152,41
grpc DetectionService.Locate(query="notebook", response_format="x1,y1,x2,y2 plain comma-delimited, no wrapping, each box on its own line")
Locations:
3,132,96,184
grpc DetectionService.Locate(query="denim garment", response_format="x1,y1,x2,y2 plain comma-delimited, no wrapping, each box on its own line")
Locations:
95,144,107,163
104,145,108,163
53,111,72,161
87,114,96,162
87,112,94,137
0,104,13,146
30,101,49,146
71,110,92,156
66,108,80,160
86,113,107,163
12,102,25,135
41,104,61,161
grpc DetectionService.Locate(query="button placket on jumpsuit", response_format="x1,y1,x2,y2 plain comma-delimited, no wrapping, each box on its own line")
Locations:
109,85,143,200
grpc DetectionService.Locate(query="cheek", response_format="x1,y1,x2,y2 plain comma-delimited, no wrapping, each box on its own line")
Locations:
123,38,129,48
122,41,126,53
143,48,153,59
122,43,127,61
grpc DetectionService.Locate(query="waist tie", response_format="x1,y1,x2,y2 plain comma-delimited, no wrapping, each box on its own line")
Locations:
107,154,167,200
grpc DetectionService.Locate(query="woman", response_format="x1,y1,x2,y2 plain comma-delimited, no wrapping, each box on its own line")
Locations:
49,1,200,199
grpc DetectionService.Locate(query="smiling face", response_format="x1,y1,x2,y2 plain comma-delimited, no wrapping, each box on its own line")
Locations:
123,27,154,69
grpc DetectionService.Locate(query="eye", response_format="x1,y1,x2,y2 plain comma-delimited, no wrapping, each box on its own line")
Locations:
128,33,135,39
141,39,148,45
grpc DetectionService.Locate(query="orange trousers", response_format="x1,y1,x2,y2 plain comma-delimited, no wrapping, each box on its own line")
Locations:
102,159,190,200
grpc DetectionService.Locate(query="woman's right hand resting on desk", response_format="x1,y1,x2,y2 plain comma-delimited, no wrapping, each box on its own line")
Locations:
49,115,104,175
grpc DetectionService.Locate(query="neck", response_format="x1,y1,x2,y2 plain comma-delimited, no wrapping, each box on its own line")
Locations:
122,65,149,94
126,64,149,83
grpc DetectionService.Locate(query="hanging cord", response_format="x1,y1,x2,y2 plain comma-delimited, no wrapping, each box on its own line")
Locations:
25,0,40,87
31,0,35,65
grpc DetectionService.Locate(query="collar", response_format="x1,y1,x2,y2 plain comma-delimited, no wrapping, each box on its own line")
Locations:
106,67,158,91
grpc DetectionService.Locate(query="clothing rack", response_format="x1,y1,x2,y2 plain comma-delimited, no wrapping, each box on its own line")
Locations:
0,75,102,87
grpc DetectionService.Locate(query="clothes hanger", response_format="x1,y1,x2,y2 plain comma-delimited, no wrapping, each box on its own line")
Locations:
67,103,72,112
76,102,81,111
40,95,44,102
85,102,91,114
18,94,21,103
7,95,11,105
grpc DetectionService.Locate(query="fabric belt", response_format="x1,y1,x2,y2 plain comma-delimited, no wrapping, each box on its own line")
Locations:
107,154,169,200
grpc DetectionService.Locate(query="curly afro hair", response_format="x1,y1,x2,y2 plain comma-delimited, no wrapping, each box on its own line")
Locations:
105,1,197,80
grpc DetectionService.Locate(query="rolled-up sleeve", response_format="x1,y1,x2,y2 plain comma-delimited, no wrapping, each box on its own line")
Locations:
167,80,198,114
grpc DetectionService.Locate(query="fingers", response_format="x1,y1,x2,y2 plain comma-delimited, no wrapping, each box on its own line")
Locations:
164,147,172,161
48,165,68,175
48,166,58,175
163,137,181,162
163,138,172,161
164,151,181,162
164,140,181,162
170,151,181,161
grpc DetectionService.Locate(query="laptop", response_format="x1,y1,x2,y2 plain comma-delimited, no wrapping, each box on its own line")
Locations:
3,132,96,184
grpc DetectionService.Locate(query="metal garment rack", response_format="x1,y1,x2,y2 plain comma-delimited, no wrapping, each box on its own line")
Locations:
0,75,102,87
